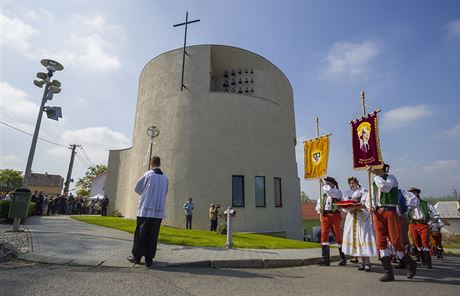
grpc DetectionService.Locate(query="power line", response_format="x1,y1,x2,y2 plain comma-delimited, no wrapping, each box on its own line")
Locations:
78,146,95,167
75,151,91,168
0,120,68,149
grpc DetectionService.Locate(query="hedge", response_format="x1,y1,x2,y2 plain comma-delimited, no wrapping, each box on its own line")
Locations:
0,200,36,219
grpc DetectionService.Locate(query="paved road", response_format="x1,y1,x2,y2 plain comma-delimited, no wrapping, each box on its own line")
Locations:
1,256,458,296
24,216,328,267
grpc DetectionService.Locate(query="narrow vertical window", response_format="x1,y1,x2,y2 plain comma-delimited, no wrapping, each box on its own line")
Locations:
274,177,282,207
255,176,266,207
232,175,245,207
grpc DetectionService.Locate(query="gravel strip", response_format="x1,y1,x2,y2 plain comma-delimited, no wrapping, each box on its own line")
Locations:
0,222,30,254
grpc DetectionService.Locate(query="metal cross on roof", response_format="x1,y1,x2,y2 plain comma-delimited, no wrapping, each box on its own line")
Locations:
173,11,200,91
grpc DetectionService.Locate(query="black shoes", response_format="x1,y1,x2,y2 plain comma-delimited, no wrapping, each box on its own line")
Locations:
127,255,141,264
379,257,395,282
318,245,330,266
338,248,347,266
145,258,153,268
405,256,417,279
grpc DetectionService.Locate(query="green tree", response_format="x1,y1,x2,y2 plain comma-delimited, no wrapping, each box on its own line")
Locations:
0,169,23,190
76,164,107,193
76,188,90,197
301,191,311,203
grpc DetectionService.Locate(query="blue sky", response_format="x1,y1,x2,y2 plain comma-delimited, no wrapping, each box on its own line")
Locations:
0,0,459,198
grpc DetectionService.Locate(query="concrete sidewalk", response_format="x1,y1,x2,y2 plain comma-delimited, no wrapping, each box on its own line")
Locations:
19,216,332,268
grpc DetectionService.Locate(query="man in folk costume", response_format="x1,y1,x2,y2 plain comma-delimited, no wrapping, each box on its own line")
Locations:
430,217,444,259
341,177,378,272
369,164,417,281
394,189,419,269
127,156,168,267
407,187,439,269
315,176,347,266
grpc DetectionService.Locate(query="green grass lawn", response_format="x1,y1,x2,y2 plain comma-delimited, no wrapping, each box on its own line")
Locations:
71,216,320,249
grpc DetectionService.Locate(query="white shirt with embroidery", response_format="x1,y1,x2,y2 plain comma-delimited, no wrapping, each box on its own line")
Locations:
373,174,398,207
315,184,342,213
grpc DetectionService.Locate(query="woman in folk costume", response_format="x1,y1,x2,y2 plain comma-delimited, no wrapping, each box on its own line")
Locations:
315,176,347,266
341,177,378,272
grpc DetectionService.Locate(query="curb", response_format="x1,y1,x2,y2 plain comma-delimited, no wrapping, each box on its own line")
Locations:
18,253,341,269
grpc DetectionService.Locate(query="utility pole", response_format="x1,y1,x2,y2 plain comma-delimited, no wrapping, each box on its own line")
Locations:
64,144,77,194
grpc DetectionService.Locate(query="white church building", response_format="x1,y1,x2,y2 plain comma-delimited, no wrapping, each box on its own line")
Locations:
106,45,303,239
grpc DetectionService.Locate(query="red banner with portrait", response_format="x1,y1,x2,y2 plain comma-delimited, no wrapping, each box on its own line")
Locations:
350,111,383,170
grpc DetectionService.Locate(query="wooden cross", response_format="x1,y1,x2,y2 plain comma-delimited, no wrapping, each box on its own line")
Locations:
173,11,200,91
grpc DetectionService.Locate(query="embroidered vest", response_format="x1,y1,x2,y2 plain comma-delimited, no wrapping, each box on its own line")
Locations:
322,193,340,213
408,199,429,223
373,174,398,205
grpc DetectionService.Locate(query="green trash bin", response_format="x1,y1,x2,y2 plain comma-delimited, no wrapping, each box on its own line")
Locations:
8,188,32,219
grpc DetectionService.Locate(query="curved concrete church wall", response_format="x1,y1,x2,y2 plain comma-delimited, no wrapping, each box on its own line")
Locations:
106,45,303,239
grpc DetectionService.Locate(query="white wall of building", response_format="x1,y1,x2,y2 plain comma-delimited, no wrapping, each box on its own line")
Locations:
106,45,303,239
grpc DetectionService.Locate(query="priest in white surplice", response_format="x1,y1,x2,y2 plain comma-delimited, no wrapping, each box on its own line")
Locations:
127,156,168,267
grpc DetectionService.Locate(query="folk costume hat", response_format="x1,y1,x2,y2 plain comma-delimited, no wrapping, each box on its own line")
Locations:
323,176,338,188
408,187,421,194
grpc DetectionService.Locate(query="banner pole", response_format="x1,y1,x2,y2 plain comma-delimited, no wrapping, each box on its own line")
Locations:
361,90,374,220
316,116,323,215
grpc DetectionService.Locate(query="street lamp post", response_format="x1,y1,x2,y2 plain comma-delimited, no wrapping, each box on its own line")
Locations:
14,59,63,231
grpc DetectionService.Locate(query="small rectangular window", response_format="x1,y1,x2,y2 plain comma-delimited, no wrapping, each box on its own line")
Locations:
232,175,245,207
274,177,282,207
255,176,266,207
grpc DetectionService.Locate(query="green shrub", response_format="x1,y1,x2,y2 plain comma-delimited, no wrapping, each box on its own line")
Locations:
0,200,35,218
217,224,227,234
27,202,36,217
0,200,10,218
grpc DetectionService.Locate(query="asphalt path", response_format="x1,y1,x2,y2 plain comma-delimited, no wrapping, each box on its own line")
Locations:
1,256,459,296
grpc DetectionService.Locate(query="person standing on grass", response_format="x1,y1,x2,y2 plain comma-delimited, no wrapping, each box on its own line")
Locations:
209,203,219,231
101,194,109,216
128,156,168,267
183,197,194,229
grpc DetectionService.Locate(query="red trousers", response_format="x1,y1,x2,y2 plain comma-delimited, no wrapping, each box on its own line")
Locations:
430,231,443,249
320,212,342,245
373,209,404,252
399,216,410,247
409,222,430,249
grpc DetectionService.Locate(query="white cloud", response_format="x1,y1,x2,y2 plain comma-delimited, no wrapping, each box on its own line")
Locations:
0,154,24,170
47,127,131,166
76,97,87,106
322,41,378,79
0,81,38,132
0,12,39,54
0,11,124,71
381,104,431,130
442,122,460,139
423,160,460,173
444,19,460,39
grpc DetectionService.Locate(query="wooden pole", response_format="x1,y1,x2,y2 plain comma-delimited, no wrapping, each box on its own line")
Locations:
361,91,374,215
316,117,323,213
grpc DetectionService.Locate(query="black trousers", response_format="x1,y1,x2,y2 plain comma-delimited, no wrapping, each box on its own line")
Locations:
101,207,107,216
210,219,217,231
186,215,192,229
131,217,162,260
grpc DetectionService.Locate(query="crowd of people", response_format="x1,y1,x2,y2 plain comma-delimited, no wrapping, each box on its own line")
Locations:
0,191,109,217
315,163,444,282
